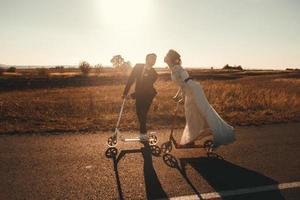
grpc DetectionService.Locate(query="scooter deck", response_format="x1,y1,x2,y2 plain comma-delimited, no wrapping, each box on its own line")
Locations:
121,137,156,142
171,137,205,149
171,134,213,149
174,143,205,149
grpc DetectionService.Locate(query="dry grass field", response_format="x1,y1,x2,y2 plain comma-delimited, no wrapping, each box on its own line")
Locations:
0,68,299,135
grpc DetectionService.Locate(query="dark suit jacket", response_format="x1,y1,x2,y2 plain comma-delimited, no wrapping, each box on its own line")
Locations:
123,64,158,99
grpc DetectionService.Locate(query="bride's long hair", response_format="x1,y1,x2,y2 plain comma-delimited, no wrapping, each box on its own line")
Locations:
166,49,182,67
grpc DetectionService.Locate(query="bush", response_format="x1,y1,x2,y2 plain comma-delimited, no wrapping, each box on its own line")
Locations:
94,64,103,74
0,67,4,76
223,64,243,71
79,61,91,75
55,66,65,73
286,68,300,72
7,67,16,73
37,68,49,77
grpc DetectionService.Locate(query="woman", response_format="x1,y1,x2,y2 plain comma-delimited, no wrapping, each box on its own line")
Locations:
164,49,235,149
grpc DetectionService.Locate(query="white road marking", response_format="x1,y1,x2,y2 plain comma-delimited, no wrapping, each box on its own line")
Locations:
163,181,300,200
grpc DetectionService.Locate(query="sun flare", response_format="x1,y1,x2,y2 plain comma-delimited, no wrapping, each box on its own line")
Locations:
98,0,151,30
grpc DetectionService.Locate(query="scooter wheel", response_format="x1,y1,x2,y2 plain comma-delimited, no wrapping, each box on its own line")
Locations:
105,147,118,158
148,134,158,145
150,145,161,157
107,135,117,147
204,140,214,153
161,141,172,153
163,153,178,168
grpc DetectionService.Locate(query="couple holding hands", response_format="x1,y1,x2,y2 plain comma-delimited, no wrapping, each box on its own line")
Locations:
122,49,235,149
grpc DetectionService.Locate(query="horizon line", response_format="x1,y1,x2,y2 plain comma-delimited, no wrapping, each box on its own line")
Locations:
0,64,298,71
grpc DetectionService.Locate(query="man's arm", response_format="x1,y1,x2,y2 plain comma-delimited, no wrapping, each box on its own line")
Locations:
122,65,137,97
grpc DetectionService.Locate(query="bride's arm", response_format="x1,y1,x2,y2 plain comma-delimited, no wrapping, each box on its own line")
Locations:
173,88,184,102
172,67,185,101
174,88,181,98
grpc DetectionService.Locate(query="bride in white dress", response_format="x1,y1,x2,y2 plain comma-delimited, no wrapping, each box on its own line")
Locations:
164,49,235,149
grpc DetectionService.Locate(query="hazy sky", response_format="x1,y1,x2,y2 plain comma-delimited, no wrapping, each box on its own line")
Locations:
0,0,299,68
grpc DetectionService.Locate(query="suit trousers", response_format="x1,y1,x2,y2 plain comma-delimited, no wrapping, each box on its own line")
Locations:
135,95,154,134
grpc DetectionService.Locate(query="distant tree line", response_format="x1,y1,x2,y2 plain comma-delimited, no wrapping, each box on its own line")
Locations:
222,64,243,71
1,54,133,76
0,67,4,75
110,55,132,70
286,68,299,71
78,54,131,75
0,66,17,75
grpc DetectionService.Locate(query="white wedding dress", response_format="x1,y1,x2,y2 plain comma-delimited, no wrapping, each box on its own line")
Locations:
171,65,235,148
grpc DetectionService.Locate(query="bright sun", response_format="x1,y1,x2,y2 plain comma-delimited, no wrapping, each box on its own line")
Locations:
98,0,151,30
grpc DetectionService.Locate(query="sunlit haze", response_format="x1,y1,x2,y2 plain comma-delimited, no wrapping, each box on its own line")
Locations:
0,0,299,69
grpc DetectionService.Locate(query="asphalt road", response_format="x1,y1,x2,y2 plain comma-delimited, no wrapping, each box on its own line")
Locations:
0,123,300,200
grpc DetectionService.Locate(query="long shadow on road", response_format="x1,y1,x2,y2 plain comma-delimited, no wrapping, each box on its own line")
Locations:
163,153,284,200
105,144,167,200
106,146,284,200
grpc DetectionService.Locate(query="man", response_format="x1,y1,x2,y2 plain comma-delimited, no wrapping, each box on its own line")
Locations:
122,53,158,140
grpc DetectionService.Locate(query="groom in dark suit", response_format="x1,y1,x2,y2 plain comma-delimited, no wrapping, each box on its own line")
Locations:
122,53,158,139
